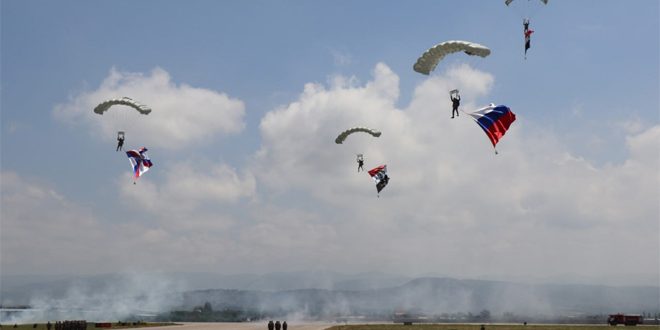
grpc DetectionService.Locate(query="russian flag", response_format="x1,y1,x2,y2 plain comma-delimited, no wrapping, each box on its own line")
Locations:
126,147,153,180
466,104,516,149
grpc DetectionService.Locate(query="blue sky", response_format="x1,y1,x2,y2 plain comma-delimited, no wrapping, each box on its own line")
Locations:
1,0,658,286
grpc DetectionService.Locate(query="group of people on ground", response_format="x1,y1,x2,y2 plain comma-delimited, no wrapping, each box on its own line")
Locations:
267,320,287,330
48,321,86,330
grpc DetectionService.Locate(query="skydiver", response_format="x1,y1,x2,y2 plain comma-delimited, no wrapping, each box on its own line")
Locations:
268,321,274,330
275,321,281,330
282,321,287,330
357,154,364,172
116,135,125,151
450,93,461,118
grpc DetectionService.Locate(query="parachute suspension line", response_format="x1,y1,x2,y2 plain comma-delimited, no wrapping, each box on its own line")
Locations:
506,0,546,21
93,97,151,149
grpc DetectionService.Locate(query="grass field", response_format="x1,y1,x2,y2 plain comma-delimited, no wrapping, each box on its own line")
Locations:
325,325,659,330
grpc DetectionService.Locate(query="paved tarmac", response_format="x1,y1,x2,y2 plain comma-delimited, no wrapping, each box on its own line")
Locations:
144,322,334,330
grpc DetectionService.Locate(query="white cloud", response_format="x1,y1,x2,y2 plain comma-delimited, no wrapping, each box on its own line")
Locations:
119,161,256,215
53,67,245,150
0,171,109,273
619,115,646,134
0,170,252,274
331,49,353,66
5,63,657,284
250,62,659,281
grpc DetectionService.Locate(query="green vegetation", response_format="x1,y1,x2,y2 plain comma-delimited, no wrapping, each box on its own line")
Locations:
326,325,660,330
158,302,264,322
94,322,176,329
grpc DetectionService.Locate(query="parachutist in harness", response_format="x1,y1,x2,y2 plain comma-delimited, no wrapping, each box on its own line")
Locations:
116,131,125,151
450,90,461,118
357,154,364,172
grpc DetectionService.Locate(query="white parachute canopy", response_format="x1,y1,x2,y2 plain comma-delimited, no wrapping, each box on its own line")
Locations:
413,40,491,75
505,0,548,6
335,127,382,144
93,97,152,115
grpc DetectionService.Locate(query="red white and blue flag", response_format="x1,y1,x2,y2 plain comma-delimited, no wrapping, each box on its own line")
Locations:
466,104,516,151
126,147,153,181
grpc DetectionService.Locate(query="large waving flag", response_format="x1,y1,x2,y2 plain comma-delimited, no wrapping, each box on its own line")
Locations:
126,147,153,181
465,104,516,153
368,165,389,194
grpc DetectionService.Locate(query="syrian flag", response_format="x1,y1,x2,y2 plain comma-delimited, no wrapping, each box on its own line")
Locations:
126,147,153,181
465,104,516,152
368,165,389,194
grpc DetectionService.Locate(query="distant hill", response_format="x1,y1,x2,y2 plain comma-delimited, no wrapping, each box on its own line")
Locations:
1,272,657,321
0,271,411,305
179,277,659,316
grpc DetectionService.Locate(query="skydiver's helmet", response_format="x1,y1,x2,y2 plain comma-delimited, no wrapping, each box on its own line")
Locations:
117,131,125,140
450,89,460,98
356,154,364,162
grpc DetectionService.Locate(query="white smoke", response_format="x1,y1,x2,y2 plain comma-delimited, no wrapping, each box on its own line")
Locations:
1,273,186,323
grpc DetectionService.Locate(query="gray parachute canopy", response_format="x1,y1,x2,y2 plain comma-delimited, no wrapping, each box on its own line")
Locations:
93,97,152,115
505,0,548,5
335,127,381,144
413,40,491,75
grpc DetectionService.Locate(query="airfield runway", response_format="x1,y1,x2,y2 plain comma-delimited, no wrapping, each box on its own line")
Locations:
145,322,333,330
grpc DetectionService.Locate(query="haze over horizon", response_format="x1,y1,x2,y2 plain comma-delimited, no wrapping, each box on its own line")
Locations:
1,0,658,301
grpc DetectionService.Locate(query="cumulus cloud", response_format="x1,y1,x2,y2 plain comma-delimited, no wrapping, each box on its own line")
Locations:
251,62,659,281
0,171,109,273
5,62,657,285
330,48,353,66
0,170,251,274
53,67,245,150
119,161,256,215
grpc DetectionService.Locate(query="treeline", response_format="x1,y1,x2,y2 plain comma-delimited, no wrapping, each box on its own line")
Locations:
157,302,264,322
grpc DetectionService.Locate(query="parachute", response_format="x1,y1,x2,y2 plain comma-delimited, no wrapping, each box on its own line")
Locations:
94,97,151,148
368,165,389,195
505,0,548,6
465,104,516,153
94,97,152,115
335,127,382,144
413,40,491,75
126,147,153,183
